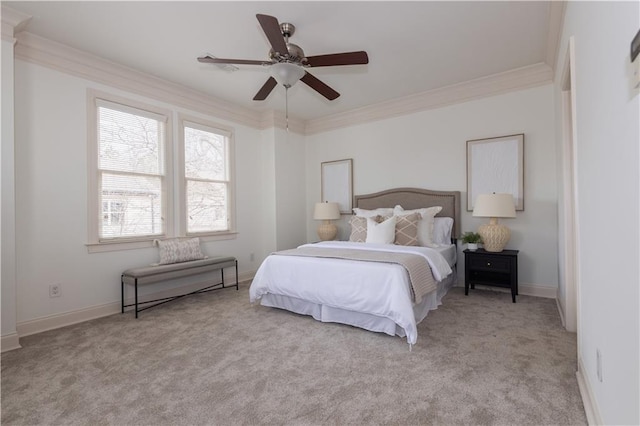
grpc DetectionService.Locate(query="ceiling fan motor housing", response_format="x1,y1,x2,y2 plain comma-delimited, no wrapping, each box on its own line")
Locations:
269,43,306,63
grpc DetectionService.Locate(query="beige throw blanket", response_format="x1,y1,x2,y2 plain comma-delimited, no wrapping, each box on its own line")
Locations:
273,247,437,304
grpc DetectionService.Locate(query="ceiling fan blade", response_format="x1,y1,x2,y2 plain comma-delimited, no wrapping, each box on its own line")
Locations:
305,51,369,67
253,77,278,101
256,14,288,56
300,72,340,100
198,56,271,66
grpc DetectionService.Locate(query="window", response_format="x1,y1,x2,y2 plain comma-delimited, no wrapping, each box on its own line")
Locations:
95,99,167,240
180,117,235,235
88,92,173,249
88,91,235,252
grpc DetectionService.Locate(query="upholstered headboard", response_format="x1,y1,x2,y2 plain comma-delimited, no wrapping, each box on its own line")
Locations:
353,187,462,240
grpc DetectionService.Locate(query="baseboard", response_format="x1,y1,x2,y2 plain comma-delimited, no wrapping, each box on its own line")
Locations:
1,332,22,353
519,283,557,298
576,356,603,425
15,270,256,340
464,282,557,299
17,301,121,338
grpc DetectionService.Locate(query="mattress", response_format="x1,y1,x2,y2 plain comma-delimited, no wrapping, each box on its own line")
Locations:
250,242,457,345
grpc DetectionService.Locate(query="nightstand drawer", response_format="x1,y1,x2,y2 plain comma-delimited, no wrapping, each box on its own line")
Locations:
469,256,510,272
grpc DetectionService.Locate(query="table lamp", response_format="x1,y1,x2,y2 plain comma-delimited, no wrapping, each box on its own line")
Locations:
313,202,341,241
472,193,516,252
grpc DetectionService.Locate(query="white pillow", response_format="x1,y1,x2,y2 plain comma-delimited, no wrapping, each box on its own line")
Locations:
352,207,394,218
433,217,454,245
393,205,443,247
365,216,396,244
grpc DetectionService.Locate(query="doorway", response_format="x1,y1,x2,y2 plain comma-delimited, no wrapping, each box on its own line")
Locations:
559,36,579,334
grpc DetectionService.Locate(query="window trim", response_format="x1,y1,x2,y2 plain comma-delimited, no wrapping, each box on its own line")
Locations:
177,113,237,237
87,89,174,249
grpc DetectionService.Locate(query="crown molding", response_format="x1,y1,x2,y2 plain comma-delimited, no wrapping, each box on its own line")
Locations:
13,30,554,136
545,0,567,72
1,6,31,42
304,63,553,135
14,31,264,129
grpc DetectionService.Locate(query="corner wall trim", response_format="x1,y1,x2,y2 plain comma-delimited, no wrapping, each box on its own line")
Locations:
1,333,22,353
576,356,604,425
556,297,567,328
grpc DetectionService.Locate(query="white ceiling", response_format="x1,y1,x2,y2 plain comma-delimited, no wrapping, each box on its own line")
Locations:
5,1,556,121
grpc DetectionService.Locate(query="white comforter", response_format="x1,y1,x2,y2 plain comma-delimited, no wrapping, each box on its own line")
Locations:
249,241,453,345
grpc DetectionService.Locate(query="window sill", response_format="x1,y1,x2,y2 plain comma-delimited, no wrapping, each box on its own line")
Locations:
86,232,238,253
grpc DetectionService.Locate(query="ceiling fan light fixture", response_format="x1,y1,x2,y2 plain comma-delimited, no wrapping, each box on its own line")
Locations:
270,62,305,88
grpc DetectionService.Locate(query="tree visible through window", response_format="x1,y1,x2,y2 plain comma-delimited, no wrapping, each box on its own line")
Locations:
183,122,230,234
97,102,166,240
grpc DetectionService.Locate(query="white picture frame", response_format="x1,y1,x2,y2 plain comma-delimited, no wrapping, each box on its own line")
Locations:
467,134,524,211
321,159,353,214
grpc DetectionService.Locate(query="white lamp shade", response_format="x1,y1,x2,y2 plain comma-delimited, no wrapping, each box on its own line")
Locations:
270,62,305,88
473,193,516,218
313,202,341,220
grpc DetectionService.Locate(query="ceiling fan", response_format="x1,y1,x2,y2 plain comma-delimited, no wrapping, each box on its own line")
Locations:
197,14,369,101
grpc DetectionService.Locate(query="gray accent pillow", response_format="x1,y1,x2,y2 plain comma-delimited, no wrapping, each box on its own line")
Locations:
157,237,205,264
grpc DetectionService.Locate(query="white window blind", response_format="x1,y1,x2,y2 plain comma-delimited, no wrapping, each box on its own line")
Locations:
183,121,231,234
97,102,167,240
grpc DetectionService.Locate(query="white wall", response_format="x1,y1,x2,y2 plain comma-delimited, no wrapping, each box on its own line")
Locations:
13,61,274,326
305,85,558,291
555,2,639,424
274,128,307,251
259,126,308,253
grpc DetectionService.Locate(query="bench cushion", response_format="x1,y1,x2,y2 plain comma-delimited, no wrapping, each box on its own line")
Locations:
122,256,236,285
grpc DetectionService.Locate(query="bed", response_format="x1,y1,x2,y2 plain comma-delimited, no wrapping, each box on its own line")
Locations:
249,187,461,345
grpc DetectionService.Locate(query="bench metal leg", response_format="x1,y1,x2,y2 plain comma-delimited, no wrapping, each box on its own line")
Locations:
122,260,239,317
121,275,125,314
135,278,139,319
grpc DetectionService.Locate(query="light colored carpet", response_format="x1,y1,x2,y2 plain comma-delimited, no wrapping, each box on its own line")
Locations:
1,284,586,425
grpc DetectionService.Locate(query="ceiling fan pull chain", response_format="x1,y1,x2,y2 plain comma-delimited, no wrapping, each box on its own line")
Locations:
285,86,289,132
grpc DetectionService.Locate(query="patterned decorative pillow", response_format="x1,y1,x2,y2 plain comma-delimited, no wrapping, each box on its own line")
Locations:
393,205,443,247
394,212,421,246
348,216,368,242
157,237,205,265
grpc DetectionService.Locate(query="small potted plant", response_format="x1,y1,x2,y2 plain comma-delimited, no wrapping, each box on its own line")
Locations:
461,232,482,251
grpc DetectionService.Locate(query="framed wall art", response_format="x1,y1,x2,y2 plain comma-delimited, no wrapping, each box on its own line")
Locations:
467,134,524,211
321,159,353,214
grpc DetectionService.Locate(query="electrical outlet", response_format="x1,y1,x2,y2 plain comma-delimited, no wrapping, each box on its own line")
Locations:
49,284,61,298
596,348,603,382
250,252,255,262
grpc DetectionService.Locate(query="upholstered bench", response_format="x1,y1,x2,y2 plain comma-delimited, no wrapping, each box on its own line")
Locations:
121,256,238,318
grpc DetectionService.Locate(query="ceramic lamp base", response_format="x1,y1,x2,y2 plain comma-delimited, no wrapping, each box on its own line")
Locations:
478,223,510,252
317,222,337,241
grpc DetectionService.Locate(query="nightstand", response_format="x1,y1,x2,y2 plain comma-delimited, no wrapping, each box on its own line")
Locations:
464,249,519,303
